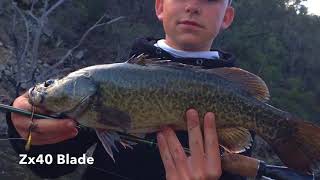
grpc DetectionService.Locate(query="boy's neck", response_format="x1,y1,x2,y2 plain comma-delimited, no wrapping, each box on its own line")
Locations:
164,38,213,52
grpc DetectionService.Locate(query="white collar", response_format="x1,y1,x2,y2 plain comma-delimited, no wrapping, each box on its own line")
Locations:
154,39,219,59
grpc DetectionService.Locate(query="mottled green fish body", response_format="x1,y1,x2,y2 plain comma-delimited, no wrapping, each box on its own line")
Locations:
76,63,276,133
28,58,320,175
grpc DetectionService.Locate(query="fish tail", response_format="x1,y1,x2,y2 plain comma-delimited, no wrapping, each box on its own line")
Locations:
265,118,320,175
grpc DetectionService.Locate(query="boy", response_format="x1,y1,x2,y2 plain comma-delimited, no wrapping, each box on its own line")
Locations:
7,0,246,179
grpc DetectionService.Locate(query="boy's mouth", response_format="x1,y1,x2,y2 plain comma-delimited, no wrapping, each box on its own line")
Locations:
178,20,203,28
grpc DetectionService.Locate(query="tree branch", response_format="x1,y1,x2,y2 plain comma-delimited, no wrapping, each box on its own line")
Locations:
30,0,37,13
13,3,30,67
43,0,66,17
11,3,32,91
39,15,126,81
29,0,68,83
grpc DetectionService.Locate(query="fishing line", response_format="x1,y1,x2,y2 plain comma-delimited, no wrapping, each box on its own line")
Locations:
0,138,25,141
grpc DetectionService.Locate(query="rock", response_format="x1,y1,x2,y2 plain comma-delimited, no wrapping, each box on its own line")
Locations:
0,65,5,71
0,85,13,104
20,83,28,89
45,48,68,65
3,70,11,76
0,94,10,104
0,46,11,65
75,50,85,59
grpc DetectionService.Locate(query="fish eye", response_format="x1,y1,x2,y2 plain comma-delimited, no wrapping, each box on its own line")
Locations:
44,79,55,87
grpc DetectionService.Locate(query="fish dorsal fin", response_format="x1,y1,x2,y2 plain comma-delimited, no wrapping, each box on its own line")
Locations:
217,127,253,153
127,54,202,69
208,67,270,102
126,54,159,65
128,56,270,101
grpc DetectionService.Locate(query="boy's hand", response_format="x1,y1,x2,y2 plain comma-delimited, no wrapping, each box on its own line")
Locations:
157,109,221,180
11,93,78,145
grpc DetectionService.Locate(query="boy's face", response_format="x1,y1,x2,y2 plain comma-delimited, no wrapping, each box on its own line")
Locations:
156,0,234,51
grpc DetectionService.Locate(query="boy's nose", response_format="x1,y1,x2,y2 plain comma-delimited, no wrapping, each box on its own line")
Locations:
185,0,201,14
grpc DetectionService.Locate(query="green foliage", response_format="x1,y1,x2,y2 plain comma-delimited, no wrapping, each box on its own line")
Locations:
215,0,320,122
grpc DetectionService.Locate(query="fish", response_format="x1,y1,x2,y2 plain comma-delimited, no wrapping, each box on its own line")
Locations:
28,55,320,175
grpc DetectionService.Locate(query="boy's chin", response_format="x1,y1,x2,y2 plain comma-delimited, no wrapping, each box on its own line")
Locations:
176,37,210,51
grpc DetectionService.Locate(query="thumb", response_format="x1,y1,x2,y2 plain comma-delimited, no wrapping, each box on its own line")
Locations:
33,118,77,136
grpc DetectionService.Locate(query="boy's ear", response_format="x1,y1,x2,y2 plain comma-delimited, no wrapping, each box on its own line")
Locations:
221,6,235,30
155,0,164,21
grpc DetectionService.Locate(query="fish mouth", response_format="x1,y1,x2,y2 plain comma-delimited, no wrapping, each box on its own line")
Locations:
28,86,45,106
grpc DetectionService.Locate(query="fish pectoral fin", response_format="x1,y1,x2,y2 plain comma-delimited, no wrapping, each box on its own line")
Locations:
130,133,146,139
217,127,253,153
207,67,270,102
95,129,121,162
119,140,135,149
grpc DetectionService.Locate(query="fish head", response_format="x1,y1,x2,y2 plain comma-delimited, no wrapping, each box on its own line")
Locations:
28,75,96,115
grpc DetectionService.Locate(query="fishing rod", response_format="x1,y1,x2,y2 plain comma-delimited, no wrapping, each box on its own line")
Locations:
0,103,61,119
0,103,315,180
0,103,189,152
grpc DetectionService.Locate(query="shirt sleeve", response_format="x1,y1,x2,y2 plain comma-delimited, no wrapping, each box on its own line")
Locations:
6,110,98,178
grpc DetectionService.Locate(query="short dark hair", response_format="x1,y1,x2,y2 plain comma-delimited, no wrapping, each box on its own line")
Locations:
228,0,232,5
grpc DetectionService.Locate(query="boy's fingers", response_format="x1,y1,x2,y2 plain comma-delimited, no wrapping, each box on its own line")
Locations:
31,130,78,145
14,116,76,135
19,121,77,143
32,118,76,134
162,127,191,180
11,94,78,145
204,112,222,177
13,114,77,142
186,109,205,172
157,132,177,179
